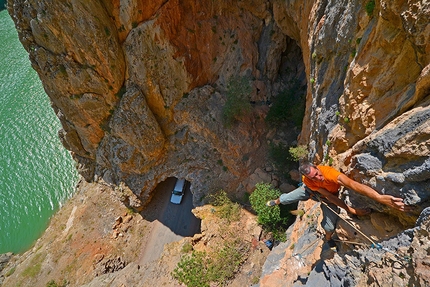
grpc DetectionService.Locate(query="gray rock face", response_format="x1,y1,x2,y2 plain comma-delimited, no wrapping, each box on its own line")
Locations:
260,207,429,287
343,106,430,215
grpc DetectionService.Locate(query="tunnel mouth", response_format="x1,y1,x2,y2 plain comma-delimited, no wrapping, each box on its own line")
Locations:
141,177,201,237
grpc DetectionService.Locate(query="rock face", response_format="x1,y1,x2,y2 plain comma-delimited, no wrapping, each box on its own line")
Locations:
257,200,430,287
9,0,296,208
6,0,430,286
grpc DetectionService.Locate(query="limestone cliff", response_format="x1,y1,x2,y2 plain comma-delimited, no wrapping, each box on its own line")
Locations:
9,0,300,209
5,0,430,286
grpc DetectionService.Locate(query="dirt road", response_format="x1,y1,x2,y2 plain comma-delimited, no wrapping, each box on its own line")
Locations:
139,177,201,265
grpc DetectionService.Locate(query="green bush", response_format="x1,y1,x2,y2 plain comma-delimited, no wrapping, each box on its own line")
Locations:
289,145,308,162
173,239,248,287
250,183,291,241
173,251,212,287
208,239,247,284
22,252,45,278
4,266,16,277
207,190,241,223
222,75,252,127
249,183,283,228
22,263,42,278
173,190,249,286
365,0,376,17
181,242,194,253
265,80,306,127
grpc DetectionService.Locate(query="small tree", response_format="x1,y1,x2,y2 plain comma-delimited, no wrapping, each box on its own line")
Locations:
222,75,252,127
172,239,248,286
289,145,308,162
250,183,290,241
207,189,241,223
172,251,212,287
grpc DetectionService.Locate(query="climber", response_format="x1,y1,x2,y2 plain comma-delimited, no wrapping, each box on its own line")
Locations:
266,162,412,248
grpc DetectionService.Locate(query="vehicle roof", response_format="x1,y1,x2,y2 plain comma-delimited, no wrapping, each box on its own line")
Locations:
174,178,186,191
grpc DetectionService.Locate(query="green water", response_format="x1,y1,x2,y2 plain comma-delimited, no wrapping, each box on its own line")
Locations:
0,10,78,254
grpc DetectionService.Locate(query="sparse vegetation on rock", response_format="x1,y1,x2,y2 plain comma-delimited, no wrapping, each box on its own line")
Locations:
222,75,252,127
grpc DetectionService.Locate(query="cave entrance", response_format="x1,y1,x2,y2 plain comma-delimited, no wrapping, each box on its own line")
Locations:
278,37,307,90
265,36,307,183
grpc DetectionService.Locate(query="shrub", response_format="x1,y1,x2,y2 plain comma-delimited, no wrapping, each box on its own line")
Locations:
222,75,252,127
173,239,248,287
173,189,249,286
265,80,306,127
249,183,282,227
181,242,193,253
22,263,42,278
250,183,290,241
172,251,212,287
208,190,241,223
365,0,376,17
104,27,111,37
22,252,45,278
289,145,308,162
208,239,248,284
5,267,16,277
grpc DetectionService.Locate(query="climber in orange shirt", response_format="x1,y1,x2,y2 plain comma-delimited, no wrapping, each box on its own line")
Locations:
267,162,411,247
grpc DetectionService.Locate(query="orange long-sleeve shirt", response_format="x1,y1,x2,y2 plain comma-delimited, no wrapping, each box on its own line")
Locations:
302,165,341,194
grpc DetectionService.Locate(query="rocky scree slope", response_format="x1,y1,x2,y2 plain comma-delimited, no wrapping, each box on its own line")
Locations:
5,0,430,286
0,180,270,286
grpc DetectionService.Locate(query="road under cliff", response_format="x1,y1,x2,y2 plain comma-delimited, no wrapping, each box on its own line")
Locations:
139,177,201,265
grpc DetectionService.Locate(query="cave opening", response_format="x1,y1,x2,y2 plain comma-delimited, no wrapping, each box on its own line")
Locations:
265,36,307,184
261,36,307,237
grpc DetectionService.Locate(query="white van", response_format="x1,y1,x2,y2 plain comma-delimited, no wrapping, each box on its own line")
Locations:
170,178,186,204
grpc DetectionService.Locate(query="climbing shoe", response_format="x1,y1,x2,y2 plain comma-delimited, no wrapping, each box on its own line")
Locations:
266,200,277,207
327,239,337,248
322,238,338,252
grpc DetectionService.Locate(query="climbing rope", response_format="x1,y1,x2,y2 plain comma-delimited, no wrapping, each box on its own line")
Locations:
319,200,410,262
319,200,378,245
